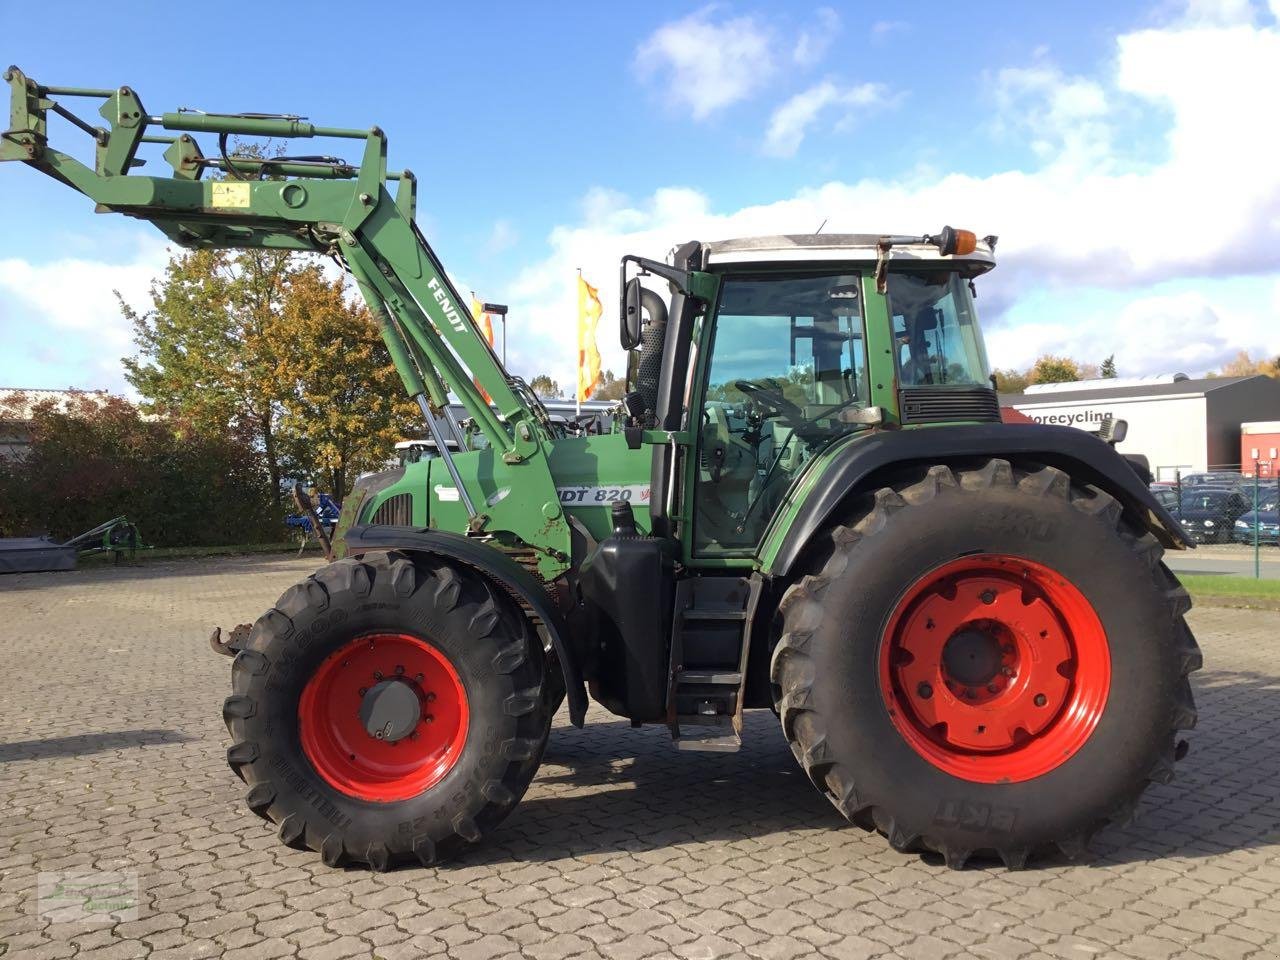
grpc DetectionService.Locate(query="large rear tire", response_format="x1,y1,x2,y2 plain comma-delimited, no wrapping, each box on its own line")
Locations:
773,460,1201,868
223,552,551,870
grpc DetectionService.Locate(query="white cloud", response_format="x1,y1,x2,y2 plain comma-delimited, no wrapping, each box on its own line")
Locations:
634,8,774,120
0,232,170,392
794,7,842,63
870,20,908,43
503,12,1280,389
984,291,1258,377
763,80,888,158
991,61,1112,170
486,219,518,254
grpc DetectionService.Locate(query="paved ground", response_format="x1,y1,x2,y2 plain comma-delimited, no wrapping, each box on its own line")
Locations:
1,556,1277,960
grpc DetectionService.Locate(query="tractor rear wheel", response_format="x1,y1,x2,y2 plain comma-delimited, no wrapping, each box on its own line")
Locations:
773,460,1201,868
223,551,551,870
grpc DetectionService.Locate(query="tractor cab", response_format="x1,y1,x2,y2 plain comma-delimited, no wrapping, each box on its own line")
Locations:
618,230,1002,558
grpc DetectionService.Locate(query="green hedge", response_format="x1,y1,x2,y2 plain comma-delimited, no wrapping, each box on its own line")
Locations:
0,394,280,547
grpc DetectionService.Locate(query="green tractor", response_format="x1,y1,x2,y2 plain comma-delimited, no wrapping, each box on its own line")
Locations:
4,68,1200,870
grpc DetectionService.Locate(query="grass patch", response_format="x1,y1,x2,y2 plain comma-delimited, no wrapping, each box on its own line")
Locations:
1180,574,1280,610
79,541,318,566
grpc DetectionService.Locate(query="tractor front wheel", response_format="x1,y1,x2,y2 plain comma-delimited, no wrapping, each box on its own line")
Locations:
773,460,1201,868
223,552,551,870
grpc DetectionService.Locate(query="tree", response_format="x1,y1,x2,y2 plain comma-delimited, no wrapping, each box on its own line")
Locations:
992,367,1031,394
0,391,276,545
529,374,562,398
1218,350,1280,378
1029,355,1081,385
1100,354,1117,378
271,266,421,495
121,248,300,501
591,369,627,401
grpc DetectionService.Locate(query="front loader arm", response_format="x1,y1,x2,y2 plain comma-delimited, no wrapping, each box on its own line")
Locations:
1,66,571,578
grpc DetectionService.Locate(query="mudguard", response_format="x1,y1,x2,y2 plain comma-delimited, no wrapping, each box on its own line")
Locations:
342,524,587,727
767,423,1190,579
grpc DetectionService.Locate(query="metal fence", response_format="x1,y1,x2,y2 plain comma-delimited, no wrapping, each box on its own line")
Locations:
1151,464,1276,578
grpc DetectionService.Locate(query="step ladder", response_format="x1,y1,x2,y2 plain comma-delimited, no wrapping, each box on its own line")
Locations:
668,574,762,752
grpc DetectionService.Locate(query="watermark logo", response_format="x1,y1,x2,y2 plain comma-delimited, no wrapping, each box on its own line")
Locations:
38,871,139,924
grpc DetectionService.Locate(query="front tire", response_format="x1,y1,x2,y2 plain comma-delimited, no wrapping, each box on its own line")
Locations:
773,460,1201,868
223,552,551,870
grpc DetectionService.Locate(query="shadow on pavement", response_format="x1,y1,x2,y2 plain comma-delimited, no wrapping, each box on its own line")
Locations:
0,728,196,763
462,667,1280,871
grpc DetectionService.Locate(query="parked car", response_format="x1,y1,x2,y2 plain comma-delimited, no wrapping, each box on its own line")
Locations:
1232,495,1280,545
1149,484,1179,511
1177,487,1251,543
1180,471,1243,487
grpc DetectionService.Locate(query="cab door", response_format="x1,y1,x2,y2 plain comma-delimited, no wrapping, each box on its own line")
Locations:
687,271,869,561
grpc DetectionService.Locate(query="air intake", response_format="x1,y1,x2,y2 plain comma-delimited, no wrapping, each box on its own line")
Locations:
899,387,1001,425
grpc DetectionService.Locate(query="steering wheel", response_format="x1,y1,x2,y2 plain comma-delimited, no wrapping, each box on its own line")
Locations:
734,379,805,423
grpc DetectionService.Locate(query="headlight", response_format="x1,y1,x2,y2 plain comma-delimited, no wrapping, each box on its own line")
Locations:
1235,520,1250,529
1203,519,1214,527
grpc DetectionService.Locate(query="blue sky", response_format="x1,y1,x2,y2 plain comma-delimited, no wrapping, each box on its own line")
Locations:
2,0,1279,393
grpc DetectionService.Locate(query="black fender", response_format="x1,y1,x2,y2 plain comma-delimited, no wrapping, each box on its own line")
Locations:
342,524,587,727
768,424,1190,580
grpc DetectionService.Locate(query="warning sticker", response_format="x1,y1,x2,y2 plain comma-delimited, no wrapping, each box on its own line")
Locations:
210,182,251,208
556,484,651,507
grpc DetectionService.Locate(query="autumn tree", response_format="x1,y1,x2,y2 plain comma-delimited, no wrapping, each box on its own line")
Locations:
1218,350,1280,378
1029,355,1081,385
121,248,300,500
529,374,562,398
992,367,1031,394
271,265,420,494
591,369,627,401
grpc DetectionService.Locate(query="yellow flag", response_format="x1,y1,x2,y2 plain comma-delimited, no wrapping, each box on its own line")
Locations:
470,295,493,403
577,274,603,402
470,295,494,347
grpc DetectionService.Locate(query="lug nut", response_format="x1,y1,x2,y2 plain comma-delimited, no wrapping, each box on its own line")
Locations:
425,692,436,703
415,673,424,682
423,714,434,724
917,682,933,700
987,683,999,694
980,589,996,605
1034,693,1047,707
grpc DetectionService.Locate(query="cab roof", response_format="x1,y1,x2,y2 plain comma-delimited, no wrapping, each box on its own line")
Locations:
701,233,997,272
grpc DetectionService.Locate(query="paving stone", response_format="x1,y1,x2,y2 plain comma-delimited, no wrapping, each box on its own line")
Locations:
0,560,1277,960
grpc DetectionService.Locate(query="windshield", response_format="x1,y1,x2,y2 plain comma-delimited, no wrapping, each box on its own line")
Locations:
1181,492,1228,510
694,272,869,551
886,272,990,387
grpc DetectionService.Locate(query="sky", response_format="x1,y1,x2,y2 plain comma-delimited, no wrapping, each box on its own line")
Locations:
2,0,1279,396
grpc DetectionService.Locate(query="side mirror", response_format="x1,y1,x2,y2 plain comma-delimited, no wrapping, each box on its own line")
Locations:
621,277,644,349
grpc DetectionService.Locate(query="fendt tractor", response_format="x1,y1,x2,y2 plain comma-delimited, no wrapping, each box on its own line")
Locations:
4,68,1201,871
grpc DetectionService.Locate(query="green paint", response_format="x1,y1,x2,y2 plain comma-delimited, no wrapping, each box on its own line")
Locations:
4,66,571,579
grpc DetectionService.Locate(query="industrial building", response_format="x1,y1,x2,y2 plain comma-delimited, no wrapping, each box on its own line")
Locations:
1242,422,1280,479
1002,374,1280,481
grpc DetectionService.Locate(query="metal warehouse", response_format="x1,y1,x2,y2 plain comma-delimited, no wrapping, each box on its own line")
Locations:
1002,374,1280,480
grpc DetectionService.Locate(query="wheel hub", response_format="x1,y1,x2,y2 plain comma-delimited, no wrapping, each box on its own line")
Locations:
941,627,1004,686
879,554,1111,783
359,679,422,743
298,633,468,802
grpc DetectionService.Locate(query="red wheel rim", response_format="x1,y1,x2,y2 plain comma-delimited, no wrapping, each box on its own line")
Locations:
879,555,1110,783
299,633,468,802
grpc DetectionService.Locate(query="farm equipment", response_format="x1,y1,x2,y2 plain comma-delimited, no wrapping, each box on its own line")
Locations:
3,67,1200,870
0,515,142,574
